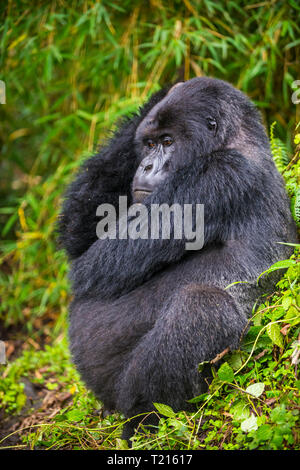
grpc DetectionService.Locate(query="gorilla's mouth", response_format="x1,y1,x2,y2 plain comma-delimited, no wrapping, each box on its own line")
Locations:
133,189,152,203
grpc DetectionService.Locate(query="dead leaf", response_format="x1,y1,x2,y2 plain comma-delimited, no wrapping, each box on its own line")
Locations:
280,324,291,336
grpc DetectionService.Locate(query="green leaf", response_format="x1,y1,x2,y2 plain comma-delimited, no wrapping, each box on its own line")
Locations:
231,400,250,421
257,259,297,283
188,392,209,403
269,260,296,270
66,409,86,422
16,391,27,410
241,414,258,433
217,362,234,383
246,382,265,398
253,311,263,326
286,306,300,325
267,323,284,348
256,424,273,441
270,405,287,424
282,296,292,311
153,403,176,417
227,352,243,370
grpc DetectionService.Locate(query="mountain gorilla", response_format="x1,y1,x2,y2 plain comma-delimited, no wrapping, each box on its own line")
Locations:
58,77,297,440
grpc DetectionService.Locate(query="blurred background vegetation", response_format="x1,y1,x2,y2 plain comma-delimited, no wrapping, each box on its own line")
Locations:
0,0,299,329
0,0,299,450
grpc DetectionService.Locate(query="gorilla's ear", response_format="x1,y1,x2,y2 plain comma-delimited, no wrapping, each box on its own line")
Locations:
167,82,184,95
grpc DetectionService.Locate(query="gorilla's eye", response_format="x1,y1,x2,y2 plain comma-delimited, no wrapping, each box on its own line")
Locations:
147,139,156,149
206,117,217,132
144,164,153,172
162,136,173,147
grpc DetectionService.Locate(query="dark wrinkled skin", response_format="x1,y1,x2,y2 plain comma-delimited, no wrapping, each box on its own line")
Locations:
58,77,297,441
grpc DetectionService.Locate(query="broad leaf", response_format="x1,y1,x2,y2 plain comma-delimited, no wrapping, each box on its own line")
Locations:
153,403,176,417
241,414,258,433
246,382,265,398
267,323,284,348
217,362,234,383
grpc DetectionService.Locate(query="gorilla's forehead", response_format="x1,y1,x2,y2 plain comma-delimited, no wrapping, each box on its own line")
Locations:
168,77,233,99
174,76,222,91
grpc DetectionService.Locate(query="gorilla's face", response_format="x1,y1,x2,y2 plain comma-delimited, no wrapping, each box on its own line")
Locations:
131,134,175,203
132,77,244,203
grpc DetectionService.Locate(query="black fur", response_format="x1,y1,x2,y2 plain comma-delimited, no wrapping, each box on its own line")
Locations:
58,77,297,440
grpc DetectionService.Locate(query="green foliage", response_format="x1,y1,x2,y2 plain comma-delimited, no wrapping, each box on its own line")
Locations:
295,187,300,225
0,339,125,449
154,403,176,418
0,161,76,327
270,122,300,227
0,378,26,414
217,362,235,383
0,340,73,413
270,122,290,172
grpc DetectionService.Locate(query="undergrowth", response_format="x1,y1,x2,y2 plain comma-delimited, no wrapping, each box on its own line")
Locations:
0,243,299,450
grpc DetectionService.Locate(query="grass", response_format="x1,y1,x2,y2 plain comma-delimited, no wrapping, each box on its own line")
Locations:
0,0,299,450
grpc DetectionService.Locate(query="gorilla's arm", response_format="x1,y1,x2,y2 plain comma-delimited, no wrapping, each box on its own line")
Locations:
58,88,169,259
70,150,276,299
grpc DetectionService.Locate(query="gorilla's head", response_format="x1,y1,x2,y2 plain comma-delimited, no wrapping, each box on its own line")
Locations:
132,77,268,203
